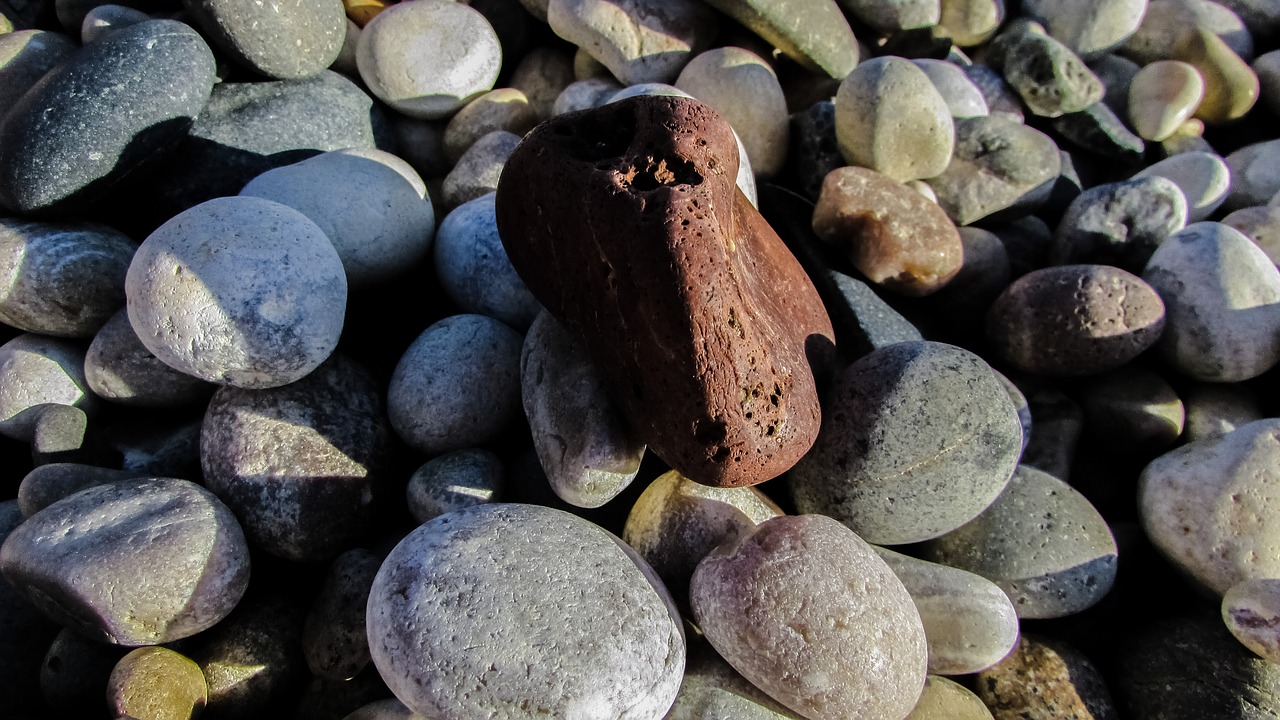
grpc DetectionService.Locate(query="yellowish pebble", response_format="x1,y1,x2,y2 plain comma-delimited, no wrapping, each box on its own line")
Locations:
1128,60,1205,141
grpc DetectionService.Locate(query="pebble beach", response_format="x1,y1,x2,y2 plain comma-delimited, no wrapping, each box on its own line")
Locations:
1,0,1280,718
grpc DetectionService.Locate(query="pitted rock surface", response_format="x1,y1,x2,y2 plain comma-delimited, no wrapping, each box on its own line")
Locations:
496,95,834,488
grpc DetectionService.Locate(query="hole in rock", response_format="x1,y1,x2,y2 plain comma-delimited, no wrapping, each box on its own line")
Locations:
623,155,703,192
560,109,636,162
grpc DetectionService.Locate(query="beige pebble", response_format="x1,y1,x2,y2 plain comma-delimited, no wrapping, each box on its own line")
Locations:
1133,150,1231,222
937,0,1005,46
1174,27,1259,124
675,47,789,179
508,46,575,121
107,647,208,720
442,88,536,165
1224,205,1280,265
1128,60,1205,141
548,0,714,85
907,676,995,720
1223,578,1280,662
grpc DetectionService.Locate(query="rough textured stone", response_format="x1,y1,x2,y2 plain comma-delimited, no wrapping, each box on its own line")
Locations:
0,30,76,123
434,193,540,328
986,20,1104,117
1134,150,1230,222
0,333,94,441
839,0,940,32
666,639,804,719
926,116,1061,225
368,503,685,719
548,0,714,86
86,308,214,408
1021,0,1147,58
1050,176,1187,271
107,647,208,720
406,449,503,524
496,96,833,488
183,0,344,79
812,166,964,297
1223,578,1280,662
698,0,858,77
789,341,1023,545
975,635,1119,720
303,549,380,681
1049,101,1144,164
0,476,250,644
690,515,927,720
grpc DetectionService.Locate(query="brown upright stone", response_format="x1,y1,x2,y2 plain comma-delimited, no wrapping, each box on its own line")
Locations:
496,95,834,488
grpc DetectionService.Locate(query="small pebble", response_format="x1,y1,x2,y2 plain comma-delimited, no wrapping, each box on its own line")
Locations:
906,676,994,720
302,548,381,681
0,333,94,441
443,89,537,165
508,46,575,121
1133,150,1230,222
1226,138,1280,210
1051,176,1187,271
975,635,1119,720
86,308,214,408
553,77,623,115
106,646,208,720
441,130,521,210
548,0,714,85
1049,101,1145,165
842,0,940,32
926,115,1062,225
1128,60,1206,141
987,20,1104,117
1021,0,1148,58
405,448,504,524
936,0,1005,46
433,193,541,329
913,58,990,117
1223,204,1280,264
1255,47,1280,114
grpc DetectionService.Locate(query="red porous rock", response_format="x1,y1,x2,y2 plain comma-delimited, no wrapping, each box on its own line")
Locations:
495,95,834,488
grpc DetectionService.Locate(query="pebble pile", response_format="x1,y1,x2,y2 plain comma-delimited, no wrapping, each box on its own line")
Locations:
1,0,1280,718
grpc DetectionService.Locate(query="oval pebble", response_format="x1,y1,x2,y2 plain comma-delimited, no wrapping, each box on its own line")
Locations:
183,0,345,79
387,314,523,455
17,463,137,518
1226,138,1280,210
0,476,250,645
85,308,214,408
690,514,927,720
441,130,521,210
548,0,714,86
975,635,1119,719
1051,176,1187,271
926,116,1062,226
434,194,541,329
442,88,537,164
666,639,804,719
367,503,685,719
0,30,76,122
912,58,990,117
937,0,1004,46
125,196,348,389
1223,205,1280,265
303,548,380,681
1021,0,1147,58
107,646,208,720
789,341,1023,545
987,20,1104,118
1223,578,1280,662
553,77,624,115
1127,60,1206,141
907,676,995,720
1133,150,1230,222
80,4,151,44
405,448,504,524
0,333,94,441
1177,27,1259,125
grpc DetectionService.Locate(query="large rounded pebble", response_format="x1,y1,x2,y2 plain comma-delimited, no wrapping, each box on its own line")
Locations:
1123,0,1254,64
548,0,714,85
698,0,858,77
17,463,137,517
1133,150,1230,222
1021,0,1147,58
1128,60,1206,141
925,465,1117,619
356,0,500,119
240,149,434,287
0,476,250,644
840,0,940,32
441,130,521,210
0,333,93,441
874,546,1020,676
987,20,1104,117
553,76,623,115
690,514,927,720
1051,176,1187,271
975,635,1119,719
926,116,1062,226
811,166,964,296
1140,418,1280,594
303,548,380,681
0,30,76,122
1224,205,1280,265
443,89,537,164
675,46,788,179
387,314,523,455
434,194,541,328
835,56,954,183
125,196,348,389
201,354,392,562
509,46,575,121
1177,27,1259,124
1223,578,1280,662
107,646,208,720
790,341,1022,545
913,58,989,117
1142,222,1280,382
907,676,995,719
406,448,503,524
0,19,216,215
521,311,644,508
986,264,1165,375
1226,139,1280,210
183,0,344,79
666,639,804,719
86,308,213,408
623,468,781,600
368,503,684,719
0,218,136,338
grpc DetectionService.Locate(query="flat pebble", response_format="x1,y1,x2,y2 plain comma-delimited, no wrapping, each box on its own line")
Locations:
17,463,136,517
406,448,503,524
675,46,788,179
368,503,684,719
125,196,348,389
387,314,523,455
926,116,1062,225
0,333,94,441
790,341,1022,545
553,77,623,115
0,476,250,644
200,354,392,562
1226,138,1280,210
975,635,1119,719
106,646,208,720
183,0,344,79
1021,0,1147,58
434,193,541,328
1128,60,1206,141
303,548,380,681
1142,222,1280,382
0,218,136,338
835,56,955,182
441,130,521,210
521,311,644,508
1133,150,1230,221
1051,176,1186,271
987,20,1104,117
913,58,990,117
356,0,500,119
699,0,858,77
0,30,76,122
690,514,927,720
925,465,1117,618
240,149,434,287
548,0,714,85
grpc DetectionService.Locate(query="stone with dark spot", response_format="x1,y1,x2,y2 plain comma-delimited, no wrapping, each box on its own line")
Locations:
925,116,1062,226
496,95,834,488
1224,578,1280,663
986,19,1104,118
1050,176,1187,272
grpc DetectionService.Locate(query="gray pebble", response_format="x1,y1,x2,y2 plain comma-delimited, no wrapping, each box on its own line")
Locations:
1090,52,1141,118
183,0,344,79
444,88,537,165
914,58,990,117
0,30,76,124
510,46,576,121
406,448,504,524
926,115,1062,225
189,591,306,718
1051,176,1187,271
1133,150,1231,222
29,404,96,466
548,0,714,85
434,194,541,329
987,19,1105,117
0,333,95,441
1224,204,1280,265
552,77,624,116
1226,138,1280,210
17,463,137,517
1021,0,1147,58
303,548,381,681
85,308,214,408
442,130,521,210
961,62,1025,121
1049,101,1144,165
81,4,152,44
841,0,940,33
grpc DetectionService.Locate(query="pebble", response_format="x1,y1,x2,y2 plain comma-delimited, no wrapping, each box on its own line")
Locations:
1049,102,1145,165
441,130,521,210
302,548,380,681
961,62,1025,121
907,676,994,720
1133,150,1230,222
1091,52,1141,117
699,0,858,78
368,503,685,719
28,403,96,466
553,77,624,115
925,465,1118,618
190,591,306,718
548,0,714,86
508,46,575,121
937,0,1004,46
1019,385,1084,480
1223,204,1280,264
1122,0,1254,65
822,270,926,359
1142,222,1280,382
405,448,504,524
1256,48,1280,114
184,0,344,79
80,4,152,44
1079,366,1185,451
666,639,804,719
0,218,136,338
1021,0,1148,58
341,698,423,720
200,354,392,562
1051,176,1187,271
811,166,965,296
1140,417,1280,594
873,546,1021,676
442,90,536,166
434,193,541,329
125,196,348,389
356,0,500,119
834,56,956,183
1222,578,1280,662
789,341,1023,545
106,646,208,720
1176,26,1260,124
387,314,523,455
986,20,1104,118
1183,382,1264,442
786,100,842,200
17,463,135,517
239,148,434,287
497,95,832,488
913,58,990,117
926,115,1062,225
690,514,927,720
0,19,216,215
1128,60,1206,141
40,627,128,715
521,311,645,508
675,46,789,179
0,333,94,441
0,476,250,644
975,635,1119,720
0,30,76,122
1219,0,1280,41
1225,138,1280,210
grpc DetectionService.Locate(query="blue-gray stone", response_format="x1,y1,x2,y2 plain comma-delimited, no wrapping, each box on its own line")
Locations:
182,0,346,80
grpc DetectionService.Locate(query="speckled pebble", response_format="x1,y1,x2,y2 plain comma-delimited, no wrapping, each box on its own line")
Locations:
441,130,521,210
0,333,94,441
406,448,503,524
1051,176,1187,271
975,635,1119,720
184,0,345,80
986,20,1104,117
443,88,537,165
303,548,381,681
434,193,541,329
926,116,1062,225
106,646,208,720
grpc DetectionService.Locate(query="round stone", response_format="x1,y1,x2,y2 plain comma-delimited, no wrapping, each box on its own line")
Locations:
1224,205,1280,265
689,514,927,720
367,503,685,719
1050,176,1187,271
0,333,93,441
442,88,537,164
1224,578,1280,662
1226,139,1280,210
0,476,250,645
434,193,541,329
1128,60,1206,141
182,0,345,79
107,647,208,720
356,0,501,119
81,4,152,44
1021,0,1148,57
1133,150,1230,222
1178,27,1259,125
125,196,348,389
789,341,1023,545
406,448,504,524
86,308,213,408
1183,382,1264,442
547,0,714,86
441,130,521,210
937,0,1004,46
302,548,380,681
925,116,1062,226
1078,366,1185,451
913,58,990,117
509,46,575,120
